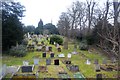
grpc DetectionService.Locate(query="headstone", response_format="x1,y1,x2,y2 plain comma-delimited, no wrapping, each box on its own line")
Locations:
57,47,61,52
69,65,79,72
36,46,42,51
21,66,34,72
66,61,71,64
50,53,54,58
46,46,49,52
6,66,18,74
58,54,65,58
56,44,59,48
95,64,100,72
46,59,51,65
23,61,29,66
71,51,78,54
1,64,7,78
96,74,102,79
102,58,107,64
42,46,46,52
49,46,52,52
86,59,91,65
67,53,71,58
94,59,99,64
54,59,59,65
34,58,39,65
42,52,46,58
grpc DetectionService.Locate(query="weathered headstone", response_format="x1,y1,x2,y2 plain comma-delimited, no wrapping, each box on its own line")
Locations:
57,47,61,52
67,53,71,58
54,59,59,65
63,41,68,49
46,59,51,65
50,53,54,58
95,64,100,72
6,66,19,74
42,52,46,58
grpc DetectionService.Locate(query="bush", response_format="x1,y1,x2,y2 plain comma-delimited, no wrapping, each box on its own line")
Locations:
79,40,89,50
50,35,63,45
9,45,27,57
22,39,28,45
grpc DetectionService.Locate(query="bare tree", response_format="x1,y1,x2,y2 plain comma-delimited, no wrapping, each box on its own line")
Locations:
86,0,96,34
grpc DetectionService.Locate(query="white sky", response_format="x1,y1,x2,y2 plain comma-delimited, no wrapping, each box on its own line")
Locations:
17,0,115,27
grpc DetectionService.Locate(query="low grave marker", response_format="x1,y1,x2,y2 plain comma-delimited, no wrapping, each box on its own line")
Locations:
38,66,47,72
95,64,101,72
58,54,65,58
86,59,91,65
21,65,34,73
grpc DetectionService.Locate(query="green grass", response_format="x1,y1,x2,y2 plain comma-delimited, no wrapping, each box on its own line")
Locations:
2,37,118,78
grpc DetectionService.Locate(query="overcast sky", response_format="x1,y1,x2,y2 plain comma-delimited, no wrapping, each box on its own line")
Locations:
17,0,114,27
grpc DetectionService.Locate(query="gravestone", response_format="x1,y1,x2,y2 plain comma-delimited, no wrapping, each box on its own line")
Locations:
50,53,54,58
94,59,99,64
86,59,91,65
21,65,34,72
63,41,68,49
74,44,77,51
6,66,19,74
102,58,107,64
66,61,71,64
23,61,29,66
69,65,79,72
57,47,61,52
67,53,71,58
95,64,101,72
42,52,46,58
36,46,42,51
56,44,59,48
34,58,39,65
58,54,65,58
49,46,52,52
96,74,102,79
42,46,46,52
54,59,59,65
46,46,49,52
46,59,51,65
1,64,7,78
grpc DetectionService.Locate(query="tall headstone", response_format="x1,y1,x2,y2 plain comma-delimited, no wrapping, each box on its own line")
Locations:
95,64,100,72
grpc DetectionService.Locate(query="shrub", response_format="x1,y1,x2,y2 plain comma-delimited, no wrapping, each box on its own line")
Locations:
22,39,28,45
50,35,63,45
79,40,89,51
9,45,27,57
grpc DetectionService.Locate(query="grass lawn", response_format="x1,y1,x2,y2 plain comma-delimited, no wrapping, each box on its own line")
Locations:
2,37,118,78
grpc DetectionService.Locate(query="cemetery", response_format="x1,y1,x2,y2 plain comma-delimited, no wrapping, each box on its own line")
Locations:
2,34,118,79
